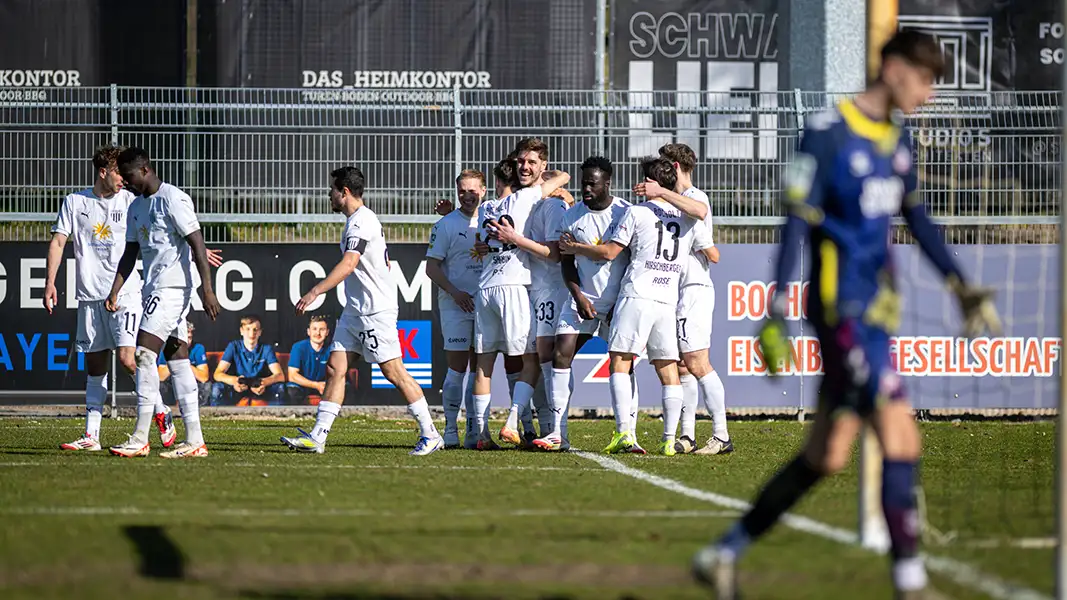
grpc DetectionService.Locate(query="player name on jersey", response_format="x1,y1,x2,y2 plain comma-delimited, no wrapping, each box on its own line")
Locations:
728,335,1061,378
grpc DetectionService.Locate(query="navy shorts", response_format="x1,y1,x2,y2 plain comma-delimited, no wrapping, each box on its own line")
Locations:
814,318,905,417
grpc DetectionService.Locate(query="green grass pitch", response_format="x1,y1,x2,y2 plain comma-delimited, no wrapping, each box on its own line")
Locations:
0,416,1054,599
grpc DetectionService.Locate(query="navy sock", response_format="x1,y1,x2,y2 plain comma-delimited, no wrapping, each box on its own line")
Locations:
882,459,919,560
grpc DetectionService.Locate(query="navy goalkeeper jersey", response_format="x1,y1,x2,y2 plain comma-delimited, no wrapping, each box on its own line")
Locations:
777,100,923,333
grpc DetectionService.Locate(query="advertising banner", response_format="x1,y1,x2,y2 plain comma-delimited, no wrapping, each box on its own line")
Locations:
0,243,1058,410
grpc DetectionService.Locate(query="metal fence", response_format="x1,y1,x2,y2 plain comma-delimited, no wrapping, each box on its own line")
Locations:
1,87,1060,244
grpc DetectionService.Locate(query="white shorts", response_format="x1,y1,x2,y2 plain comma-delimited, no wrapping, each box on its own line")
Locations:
608,296,679,361
331,309,403,364
555,295,611,339
474,285,532,356
75,295,141,353
677,285,715,354
530,287,568,339
439,303,475,352
139,288,191,343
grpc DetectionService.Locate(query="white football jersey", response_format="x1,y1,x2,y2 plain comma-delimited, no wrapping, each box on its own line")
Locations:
678,186,716,289
425,208,481,309
477,186,542,289
341,205,398,315
125,183,201,297
526,195,568,294
611,199,714,306
53,188,142,301
559,196,630,313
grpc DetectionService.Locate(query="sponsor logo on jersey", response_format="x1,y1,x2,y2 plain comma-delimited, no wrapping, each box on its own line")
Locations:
92,222,114,241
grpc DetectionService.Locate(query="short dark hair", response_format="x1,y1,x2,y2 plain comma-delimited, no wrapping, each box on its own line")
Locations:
456,169,486,187
658,143,696,174
640,156,677,191
92,145,124,171
881,30,944,80
116,146,152,172
514,137,549,161
308,314,329,327
330,166,365,198
580,155,613,178
493,158,517,188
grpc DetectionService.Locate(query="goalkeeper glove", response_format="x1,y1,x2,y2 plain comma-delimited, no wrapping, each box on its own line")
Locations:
949,277,1003,338
758,296,792,377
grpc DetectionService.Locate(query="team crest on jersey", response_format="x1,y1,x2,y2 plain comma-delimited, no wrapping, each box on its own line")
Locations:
110,210,123,222
893,147,912,174
849,152,872,177
92,222,113,241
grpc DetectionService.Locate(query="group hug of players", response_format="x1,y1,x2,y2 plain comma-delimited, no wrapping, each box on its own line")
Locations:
43,30,1004,599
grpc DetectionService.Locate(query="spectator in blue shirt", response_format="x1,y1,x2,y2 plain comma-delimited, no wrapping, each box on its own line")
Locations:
211,315,285,406
159,321,211,406
286,314,331,405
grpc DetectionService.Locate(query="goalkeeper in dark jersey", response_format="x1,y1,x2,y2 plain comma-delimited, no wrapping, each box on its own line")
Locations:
691,30,1001,600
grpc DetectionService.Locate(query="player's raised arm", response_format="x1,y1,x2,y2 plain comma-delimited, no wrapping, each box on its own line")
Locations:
537,169,571,199
633,178,708,221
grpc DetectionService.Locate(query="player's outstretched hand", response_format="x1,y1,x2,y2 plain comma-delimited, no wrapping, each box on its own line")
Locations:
203,291,222,320
633,178,665,199
105,294,121,313
758,316,792,377
207,248,224,268
576,295,597,320
473,232,491,257
955,284,1003,338
558,232,578,255
296,290,320,315
43,283,58,314
434,199,454,216
451,290,475,313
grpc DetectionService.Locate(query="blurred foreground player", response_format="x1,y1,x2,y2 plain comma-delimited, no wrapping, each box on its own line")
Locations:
691,31,1001,600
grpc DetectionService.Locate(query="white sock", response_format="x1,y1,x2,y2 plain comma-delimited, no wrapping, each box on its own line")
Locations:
442,369,464,441
892,557,928,592
506,381,535,429
133,347,161,445
549,368,571,440
85,374,107,440
608,372,632,434
462,372,476,439
699,371,729,440
535,361,554,435
167,359,202,445
474,393,492,438
662,385,682,443
561,370,573,442
680,373,698,440
629,370,640,437
311,400,341,444
407,398,439,438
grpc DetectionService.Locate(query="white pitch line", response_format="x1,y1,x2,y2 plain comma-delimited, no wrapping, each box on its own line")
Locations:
572,451,1051,600
0,461,599,472
0,506,738,520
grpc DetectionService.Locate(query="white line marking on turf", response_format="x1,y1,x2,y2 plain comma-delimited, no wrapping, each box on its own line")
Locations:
0,506,739,520
572,451,1051,600
0,461,599,472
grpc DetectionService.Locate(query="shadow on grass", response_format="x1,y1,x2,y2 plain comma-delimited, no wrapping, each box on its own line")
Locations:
123,525,185,580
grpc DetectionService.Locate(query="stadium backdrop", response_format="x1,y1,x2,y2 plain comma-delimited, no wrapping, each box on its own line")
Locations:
0,243,1058,409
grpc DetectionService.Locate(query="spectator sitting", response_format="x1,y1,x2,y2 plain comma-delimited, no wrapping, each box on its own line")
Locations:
158,321,211,407
286,314,331,405
211,315,285,406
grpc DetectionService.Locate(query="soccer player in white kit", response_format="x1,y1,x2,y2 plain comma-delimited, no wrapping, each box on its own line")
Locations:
425,169,485,448
536,156,636,452
282,166,444,456
472,140,570,447
106,147,222,458
490,166,573,445
44,146,178,451
585,157,717,455
635,143,732,456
